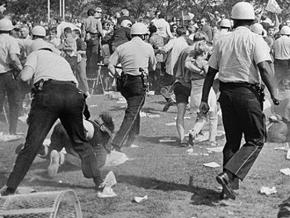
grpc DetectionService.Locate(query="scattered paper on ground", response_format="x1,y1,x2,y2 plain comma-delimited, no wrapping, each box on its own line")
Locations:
16,186,36,194
97,186,117,198
286,150,290,160
0,132,22,142
159,138,176,143
274,146,289,151
105,150,129,167
133,195,148,203
206,146,224,153
18,114,28,123
165,122,176,126
89,104,98,108
280,168,290,176
102,171,117,187
130,144,139,148
259,186,277,195
140,111,160,118
203,162,220,168
174,116,190,120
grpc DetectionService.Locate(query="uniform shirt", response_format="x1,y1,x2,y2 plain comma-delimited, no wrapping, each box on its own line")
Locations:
0,34,20,73
209,26,271,84
25,50,78,84
109,37,156,76
273,35,290,60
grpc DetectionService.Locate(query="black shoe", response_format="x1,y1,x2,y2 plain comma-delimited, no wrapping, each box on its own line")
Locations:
0,185,16,196
216,172,236,200
188,133,194,146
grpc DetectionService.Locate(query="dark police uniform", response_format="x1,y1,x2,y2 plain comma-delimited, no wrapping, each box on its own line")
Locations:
108,36,156,149
1,40,101,195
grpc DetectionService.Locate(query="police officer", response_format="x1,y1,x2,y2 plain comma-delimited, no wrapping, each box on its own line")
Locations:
0,18,23,137
0,39,102,196
108,22,156,150
199,2,279,200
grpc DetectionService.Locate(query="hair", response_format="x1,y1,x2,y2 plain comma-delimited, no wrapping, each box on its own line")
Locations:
64,27,72,34
149,24,157,34
190,43,207,59
176,26,187,36
233,19,254,29
99,112,114,133
73,29,81,37
193,31,208,42
87,8,95,16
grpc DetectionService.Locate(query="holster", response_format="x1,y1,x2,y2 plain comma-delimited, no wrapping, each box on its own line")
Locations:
31,79,45,96
248,83,265,103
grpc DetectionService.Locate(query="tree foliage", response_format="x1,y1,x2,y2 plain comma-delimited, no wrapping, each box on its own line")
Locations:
1,0,289,22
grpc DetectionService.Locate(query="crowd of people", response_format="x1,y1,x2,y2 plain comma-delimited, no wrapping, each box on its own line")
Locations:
0,1,289,201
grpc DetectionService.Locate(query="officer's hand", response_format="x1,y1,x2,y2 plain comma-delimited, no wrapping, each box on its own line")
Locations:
199,101,210,114
272,97,280,106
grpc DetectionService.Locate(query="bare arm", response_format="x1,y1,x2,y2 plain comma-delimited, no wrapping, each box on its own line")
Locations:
20,65,34,82
257,61,279,102
10,53,23,72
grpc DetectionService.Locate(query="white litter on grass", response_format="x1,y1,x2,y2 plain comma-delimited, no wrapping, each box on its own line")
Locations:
274,146,289,151
165,122,176,126
97,171,117,198
259,186,277,196
0,132,22,142
130,144,139,148
89,104,98,108
159,138,176,143
174,116,190,120
206,146,224,153
147,114,160,118
16,187,36,194
105,150,129,167
140,111,147,117
133,195,148,203
203,162,220,168
18,114,28,123
147,91,155,96
280,168,290,176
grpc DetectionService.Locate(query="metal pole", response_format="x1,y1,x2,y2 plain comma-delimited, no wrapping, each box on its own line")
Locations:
59,0,62,17
48,0,50,22
62,0,65,21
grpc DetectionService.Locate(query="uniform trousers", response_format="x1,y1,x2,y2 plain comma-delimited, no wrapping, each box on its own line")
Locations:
219,83,266,183
112,75,145,148
0,71,22,134
6,80,100,190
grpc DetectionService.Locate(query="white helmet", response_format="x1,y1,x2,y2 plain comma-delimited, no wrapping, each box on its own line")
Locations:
32,25,46,37
220,19,231,28
251,23,264,35
121,19,132,28
231,2,255,20
130,22,148,35
280,26,290,35
31,40,54,52
0,18,14,31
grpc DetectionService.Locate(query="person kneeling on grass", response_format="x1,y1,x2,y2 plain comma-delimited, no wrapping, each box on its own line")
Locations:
16,112,114,193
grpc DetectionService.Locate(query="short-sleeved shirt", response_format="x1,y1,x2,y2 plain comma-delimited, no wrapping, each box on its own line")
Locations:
273,35,290,60
0,34,21,74
83,16,102,34
209,26,271,84
108,37,157,76
25,50,78,85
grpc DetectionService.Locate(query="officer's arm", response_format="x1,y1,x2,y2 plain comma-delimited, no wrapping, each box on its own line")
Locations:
108,51,119,77
20,66,34,82
257,61,278,101
10,53,23,72
201,66,218,102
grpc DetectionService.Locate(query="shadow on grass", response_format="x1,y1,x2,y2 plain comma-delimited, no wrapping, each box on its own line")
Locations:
117,174,221,206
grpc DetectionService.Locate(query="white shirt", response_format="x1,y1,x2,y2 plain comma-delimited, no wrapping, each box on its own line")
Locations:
273,35,290,60
209,26,271,84
109,37,156,76
0,34,20,73
152,18,174,39
25,50,78,84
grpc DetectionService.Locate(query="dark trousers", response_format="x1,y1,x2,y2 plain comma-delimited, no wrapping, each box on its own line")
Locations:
219,84,266,181
49,122,107,185
86,37,99,76
0,71,22,134
112,76,145,148
7,81,100,189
